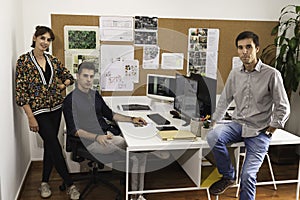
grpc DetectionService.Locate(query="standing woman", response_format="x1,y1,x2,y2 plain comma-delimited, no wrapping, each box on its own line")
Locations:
15,26,80,200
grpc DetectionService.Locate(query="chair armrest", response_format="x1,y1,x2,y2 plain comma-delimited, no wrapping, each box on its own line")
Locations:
67,134,85,163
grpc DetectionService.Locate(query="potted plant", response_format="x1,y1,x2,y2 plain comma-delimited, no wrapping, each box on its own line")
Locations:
263,5,300,164
200,115,211,141
271,5,300,99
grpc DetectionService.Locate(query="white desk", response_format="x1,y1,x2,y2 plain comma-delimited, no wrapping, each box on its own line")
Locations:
104,96,300,200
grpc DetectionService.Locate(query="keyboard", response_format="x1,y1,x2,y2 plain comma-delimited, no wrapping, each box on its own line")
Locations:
147,113,171,125
121,104,151,111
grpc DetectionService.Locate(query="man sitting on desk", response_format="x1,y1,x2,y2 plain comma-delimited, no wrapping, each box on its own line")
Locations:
63,61,150,200
206,31,290,200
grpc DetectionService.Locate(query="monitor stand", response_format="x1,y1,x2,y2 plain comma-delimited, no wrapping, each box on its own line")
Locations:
181,116,190,126
170,110,190,126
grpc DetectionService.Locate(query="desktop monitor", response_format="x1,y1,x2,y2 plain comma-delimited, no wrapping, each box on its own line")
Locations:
190,73,217,116
174,73,216,120
146,74,176,102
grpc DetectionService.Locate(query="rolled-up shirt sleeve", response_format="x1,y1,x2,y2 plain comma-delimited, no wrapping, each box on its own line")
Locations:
269,70,290,128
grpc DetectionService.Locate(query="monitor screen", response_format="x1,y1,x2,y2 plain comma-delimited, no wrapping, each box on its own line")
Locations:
146,74,176,102
174,73,216,119
174,73,199,118
190,73,216,116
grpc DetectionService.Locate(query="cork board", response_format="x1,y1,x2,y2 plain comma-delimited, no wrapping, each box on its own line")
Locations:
51,14,277,96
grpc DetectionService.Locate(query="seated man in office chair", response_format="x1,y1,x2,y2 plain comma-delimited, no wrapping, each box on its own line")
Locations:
63,61,168,200
206,31,290,200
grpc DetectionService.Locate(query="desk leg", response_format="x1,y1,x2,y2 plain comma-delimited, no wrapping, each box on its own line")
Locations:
206,188,211,200
126,148,129,200
234,146,241,185
296,159,300,200
177,148,201,186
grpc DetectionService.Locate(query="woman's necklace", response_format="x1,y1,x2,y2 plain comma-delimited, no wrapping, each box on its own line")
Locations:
34,53,46,71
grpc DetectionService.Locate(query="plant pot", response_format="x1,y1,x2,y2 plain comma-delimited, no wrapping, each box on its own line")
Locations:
190,119,203,137
201,126,212,141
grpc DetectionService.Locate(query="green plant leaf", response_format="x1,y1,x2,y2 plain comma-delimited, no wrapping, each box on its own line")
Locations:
271,24,279,35
292,80,299,92
279,36,287,46
203,120,210,128
278,44,288,58
272,4,300,97
297,61,300,70
260,44,276,67
296,62,300,80
296,6,300,14
294,26,300,37
286,50,295,65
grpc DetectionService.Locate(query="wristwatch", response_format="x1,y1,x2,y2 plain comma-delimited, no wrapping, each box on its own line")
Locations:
131,117,135,122
265,130,273,138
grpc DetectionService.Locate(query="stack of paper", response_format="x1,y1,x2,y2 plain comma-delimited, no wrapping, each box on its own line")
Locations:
158,130,197,141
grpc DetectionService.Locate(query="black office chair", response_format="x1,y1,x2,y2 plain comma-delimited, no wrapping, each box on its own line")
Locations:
60,134,124,200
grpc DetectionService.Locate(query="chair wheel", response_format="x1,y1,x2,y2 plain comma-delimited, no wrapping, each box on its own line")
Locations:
59,184,66,191
115,193,121,200
120,178,125,185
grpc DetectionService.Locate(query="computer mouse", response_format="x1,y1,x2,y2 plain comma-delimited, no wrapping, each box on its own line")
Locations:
170,110,179,115
170,111,181,119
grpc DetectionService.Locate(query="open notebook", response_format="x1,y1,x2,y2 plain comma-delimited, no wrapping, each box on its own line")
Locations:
158,130,197,141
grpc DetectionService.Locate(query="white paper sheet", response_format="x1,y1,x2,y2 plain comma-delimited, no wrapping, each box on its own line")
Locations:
161,53,184,70
101,61,134,91
99,16,134,41
143,46,160,69
100,44,134,74
205,52,218,79
207,29,220,52
100,45,136,91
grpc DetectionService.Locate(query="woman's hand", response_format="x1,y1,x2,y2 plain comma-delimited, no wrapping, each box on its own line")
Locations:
28,115,39,132
58,83,66,91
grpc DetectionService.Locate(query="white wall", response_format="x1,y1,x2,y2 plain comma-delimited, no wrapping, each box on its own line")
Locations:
0,0,31,200
3,0,297,199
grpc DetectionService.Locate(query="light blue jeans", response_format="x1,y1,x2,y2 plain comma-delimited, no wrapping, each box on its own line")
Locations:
206,122,271,200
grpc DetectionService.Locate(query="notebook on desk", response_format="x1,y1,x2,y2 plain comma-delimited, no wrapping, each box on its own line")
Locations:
158,130,197,141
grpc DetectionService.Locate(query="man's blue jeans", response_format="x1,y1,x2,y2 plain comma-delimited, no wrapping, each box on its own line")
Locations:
206,122,271,200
